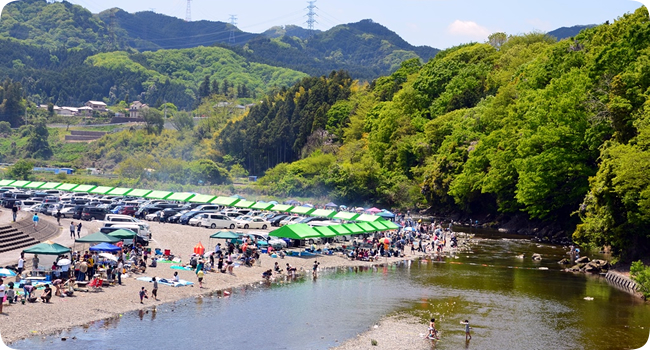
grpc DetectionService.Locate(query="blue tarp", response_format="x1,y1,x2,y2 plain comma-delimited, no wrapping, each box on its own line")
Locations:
89,242,121,253
376,211,396,218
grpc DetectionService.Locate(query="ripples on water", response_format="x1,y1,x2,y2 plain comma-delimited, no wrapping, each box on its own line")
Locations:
11,236,650,350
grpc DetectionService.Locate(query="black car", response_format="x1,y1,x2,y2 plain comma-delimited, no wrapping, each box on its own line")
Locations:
270,215,289,227
155,208,180,222
81,206,109,221
72,205,86,220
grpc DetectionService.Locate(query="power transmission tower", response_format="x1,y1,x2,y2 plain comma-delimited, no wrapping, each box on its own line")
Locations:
229,15,237,44
185,0,192,22
305,0,318,37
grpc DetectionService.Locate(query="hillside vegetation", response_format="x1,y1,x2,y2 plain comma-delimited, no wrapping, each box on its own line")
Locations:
234,8,649,260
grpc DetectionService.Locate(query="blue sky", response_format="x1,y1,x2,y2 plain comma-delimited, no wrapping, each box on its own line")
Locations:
56,0,644,48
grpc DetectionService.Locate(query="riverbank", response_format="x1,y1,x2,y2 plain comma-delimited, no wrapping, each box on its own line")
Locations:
0,210,470,345
332,314,431,350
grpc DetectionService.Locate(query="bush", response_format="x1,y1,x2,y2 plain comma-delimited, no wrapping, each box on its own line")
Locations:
630,260,650,299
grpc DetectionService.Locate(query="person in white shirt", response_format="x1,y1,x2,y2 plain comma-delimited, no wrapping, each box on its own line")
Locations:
17,253,24,275
0,279,6,314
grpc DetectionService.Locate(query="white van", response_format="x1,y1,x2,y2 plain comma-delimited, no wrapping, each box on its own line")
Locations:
104,214,148,227
199,213,236,229
104,222,151,240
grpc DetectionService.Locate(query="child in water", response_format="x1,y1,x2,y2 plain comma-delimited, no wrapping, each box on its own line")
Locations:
428,318,439,339
461,319,472,340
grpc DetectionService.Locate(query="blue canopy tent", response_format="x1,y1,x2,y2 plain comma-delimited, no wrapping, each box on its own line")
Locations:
376,210,396,218
89,242,121,253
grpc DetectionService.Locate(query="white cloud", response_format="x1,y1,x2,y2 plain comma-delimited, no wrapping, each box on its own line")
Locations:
447,20,490,39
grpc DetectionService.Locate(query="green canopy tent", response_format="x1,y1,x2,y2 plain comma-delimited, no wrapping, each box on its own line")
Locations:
107,229,137,240
379,220,400,230
107,187,133,196
313,226,337,238
11,180,30,188
23,241,71,255
56,183,79,191
368,221,390,231
71,184,96,193
251,202,274,210
145,190,172,200
75,232,121,244
269,204,294,212
189,194,217,203
269,224,319,240
40,182,62,190
327,225,352,236
354,214,382,222
23,181,45,189
310,209,336,218
210,231,239,239
127,189,152,198
167,192,196,202
290,206,315,215
357,222,378,233
342,223,365,235
234,200,255,208
0,180,15,186
211,196,240,206
90,186,115,195
333,212,360,221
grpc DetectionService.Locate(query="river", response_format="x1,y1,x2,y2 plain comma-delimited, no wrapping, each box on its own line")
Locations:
10,232,650,350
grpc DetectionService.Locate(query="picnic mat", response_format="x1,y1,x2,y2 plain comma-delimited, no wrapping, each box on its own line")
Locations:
136,276,194,287
170,265,193,271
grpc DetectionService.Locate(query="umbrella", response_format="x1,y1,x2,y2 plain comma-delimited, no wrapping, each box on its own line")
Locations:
404,227,416,232
378,237,391,245
0,268,16,277
366,207,381,214
324,202,338,208
376,211,396,218
57,259,72,266
107,229,137,240
99,253,118,262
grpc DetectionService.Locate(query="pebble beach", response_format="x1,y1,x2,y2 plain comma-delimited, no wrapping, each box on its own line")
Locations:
0,210,457,348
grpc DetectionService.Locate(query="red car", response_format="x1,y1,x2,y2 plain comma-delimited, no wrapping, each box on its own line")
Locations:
118,206,138,216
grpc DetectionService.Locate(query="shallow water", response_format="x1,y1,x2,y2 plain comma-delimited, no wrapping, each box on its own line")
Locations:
10,235,650,350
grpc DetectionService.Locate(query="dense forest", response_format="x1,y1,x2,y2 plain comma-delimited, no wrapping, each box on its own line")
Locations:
217,8,649,260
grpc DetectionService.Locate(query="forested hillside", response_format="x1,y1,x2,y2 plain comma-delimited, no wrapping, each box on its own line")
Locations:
238,8,650,260
0,0,439,81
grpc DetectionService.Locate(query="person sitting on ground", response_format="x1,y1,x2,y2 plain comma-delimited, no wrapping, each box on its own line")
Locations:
51,279,63,297
63,278,75,296
262,269,272,280
149,258,157,268
172,271,179,283
139,259,147,273
40,284,52,303
274,262,281,274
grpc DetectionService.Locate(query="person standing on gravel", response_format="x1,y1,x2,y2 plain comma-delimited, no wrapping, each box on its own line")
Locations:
17,253,25,276
116,259,123,285
11,205,18,222
77,222,82,238
151,277,158,300
56,209,61,225
32,213,39,229
69,222,76,239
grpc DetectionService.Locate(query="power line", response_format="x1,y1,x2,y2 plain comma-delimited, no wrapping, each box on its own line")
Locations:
305,0,318,37
185,0,192,22
229,15,237,44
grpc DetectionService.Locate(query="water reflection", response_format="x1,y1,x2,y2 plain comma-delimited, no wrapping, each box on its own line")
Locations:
10,237,650,350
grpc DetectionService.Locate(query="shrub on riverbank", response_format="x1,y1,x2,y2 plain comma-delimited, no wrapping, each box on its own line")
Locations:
630,261,650,299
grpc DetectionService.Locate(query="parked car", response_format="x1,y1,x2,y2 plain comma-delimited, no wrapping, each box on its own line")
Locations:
81,207,109,221
118,205,138,216
199,213,236,229
72,205,86,220
179,210,216,225
269,215,289,227
234,216,270,230
167,210,188,223
279,216,303,226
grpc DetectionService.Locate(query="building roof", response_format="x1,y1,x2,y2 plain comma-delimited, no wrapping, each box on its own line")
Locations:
87,100,107,106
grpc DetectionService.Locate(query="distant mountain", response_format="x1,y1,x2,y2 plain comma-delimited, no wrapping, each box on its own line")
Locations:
547,25,596,41
0,1,439,80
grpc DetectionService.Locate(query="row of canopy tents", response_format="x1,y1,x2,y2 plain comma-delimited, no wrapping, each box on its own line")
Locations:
269,219,400,241
21,229,139,256
0,179,393,222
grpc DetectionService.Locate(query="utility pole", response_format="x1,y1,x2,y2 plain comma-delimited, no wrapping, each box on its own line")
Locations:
305,0,318,37
229,15,237,44
185,0,192,22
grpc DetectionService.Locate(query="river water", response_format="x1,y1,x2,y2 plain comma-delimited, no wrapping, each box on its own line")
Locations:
10,232,650,350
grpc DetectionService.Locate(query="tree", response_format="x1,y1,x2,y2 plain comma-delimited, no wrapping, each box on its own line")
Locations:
488,32,507,51
170,111,194,131
142,108,164,135
0,121,11,134
7,159,34,180
199,75,211,99
24,118,52,159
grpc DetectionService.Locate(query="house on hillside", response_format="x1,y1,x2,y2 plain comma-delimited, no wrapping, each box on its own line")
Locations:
129,101,149,118
85,100,107,111
77,106,93,116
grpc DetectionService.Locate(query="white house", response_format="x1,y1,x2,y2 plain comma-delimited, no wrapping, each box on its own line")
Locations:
129,101,149,118
85,100,107,111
